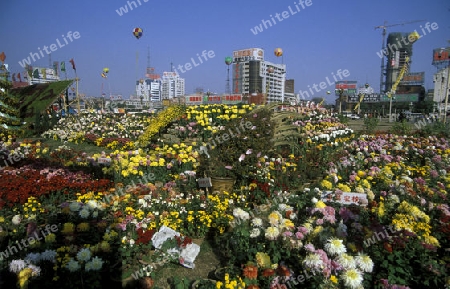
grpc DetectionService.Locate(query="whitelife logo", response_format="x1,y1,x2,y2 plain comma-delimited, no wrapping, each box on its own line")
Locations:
0,224,58,261
250,0,313,35
298,69,351,100
116,0,149,16
18,31,81,68
172,50,215,75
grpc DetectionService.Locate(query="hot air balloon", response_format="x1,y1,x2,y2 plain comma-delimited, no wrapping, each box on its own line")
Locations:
133,28,143,39
274,48,283,57
225,56,233,65
103,67,110,74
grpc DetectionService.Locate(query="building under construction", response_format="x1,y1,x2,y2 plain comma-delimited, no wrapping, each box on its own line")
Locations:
384,32,413,94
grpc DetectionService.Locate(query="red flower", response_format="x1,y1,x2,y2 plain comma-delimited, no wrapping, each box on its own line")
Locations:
277,265,291,277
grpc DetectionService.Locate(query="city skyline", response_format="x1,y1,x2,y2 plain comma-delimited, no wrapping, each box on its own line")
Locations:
1,0,449,103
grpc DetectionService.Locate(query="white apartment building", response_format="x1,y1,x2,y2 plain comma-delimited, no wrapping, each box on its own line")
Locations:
161,72,185,100
135,78,162,102
232,48,286,103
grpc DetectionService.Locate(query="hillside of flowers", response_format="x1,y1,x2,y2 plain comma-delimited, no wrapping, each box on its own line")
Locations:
0,104,448,289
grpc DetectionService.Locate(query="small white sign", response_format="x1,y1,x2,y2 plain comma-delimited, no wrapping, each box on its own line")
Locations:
197,177,212,188
321,191,367,206
97,157,111,166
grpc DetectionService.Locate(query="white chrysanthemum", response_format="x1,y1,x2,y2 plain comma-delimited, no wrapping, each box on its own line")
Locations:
233,208,250,220
303,253,324,270
355,254,374,273
40,250,57,263
9,259,26,273
69,202,81,212
342,268,363,289
92,210,99,218
79,208,90,219
324,238,347,256
388,195,400,204
12,215,22,225
76,248,91,262
265,226,280,240
86,200,98,210
85,256,103,271
337,253,356,269
27,264,41,276
251,218,263,227
250,228,261,238
66,258,80,272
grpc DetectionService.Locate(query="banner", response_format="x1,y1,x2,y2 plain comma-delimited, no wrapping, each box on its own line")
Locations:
69,58,76,71
53,61,59,76
60,61,66,72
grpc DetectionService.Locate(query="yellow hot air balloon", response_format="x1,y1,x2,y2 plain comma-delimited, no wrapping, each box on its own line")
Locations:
274,48,283,57
103,67,109,73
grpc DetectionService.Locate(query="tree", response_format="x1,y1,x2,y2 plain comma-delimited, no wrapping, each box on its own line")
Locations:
0,76,24,137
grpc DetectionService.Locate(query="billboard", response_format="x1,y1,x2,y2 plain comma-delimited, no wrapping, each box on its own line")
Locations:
348,94,380,103
432,47,450,66
380,93,419,102
400,72,425,86
233,48,264,63
335,81,357,96
30,67,59,82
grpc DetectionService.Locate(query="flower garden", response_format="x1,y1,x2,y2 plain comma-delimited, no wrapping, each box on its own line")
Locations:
0,103,449,289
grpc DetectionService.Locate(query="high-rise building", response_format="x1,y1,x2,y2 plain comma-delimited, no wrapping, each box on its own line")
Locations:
135,78,162,102
232,48,286,103
432,47,450,110
161,72,185,100
384,32,413,93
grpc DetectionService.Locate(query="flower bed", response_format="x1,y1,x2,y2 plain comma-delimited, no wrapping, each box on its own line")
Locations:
0,105,449,288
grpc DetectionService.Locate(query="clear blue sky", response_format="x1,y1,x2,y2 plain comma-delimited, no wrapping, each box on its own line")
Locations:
1,0,449,103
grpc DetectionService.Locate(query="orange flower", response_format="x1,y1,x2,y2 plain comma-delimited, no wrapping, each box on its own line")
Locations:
383,242,393,253
243,264,258,280
262,268,275,277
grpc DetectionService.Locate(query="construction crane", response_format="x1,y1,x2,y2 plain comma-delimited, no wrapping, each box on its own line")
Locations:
375,19,425,94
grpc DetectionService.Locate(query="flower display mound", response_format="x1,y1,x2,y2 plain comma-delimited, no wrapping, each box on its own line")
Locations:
197,105,275,182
